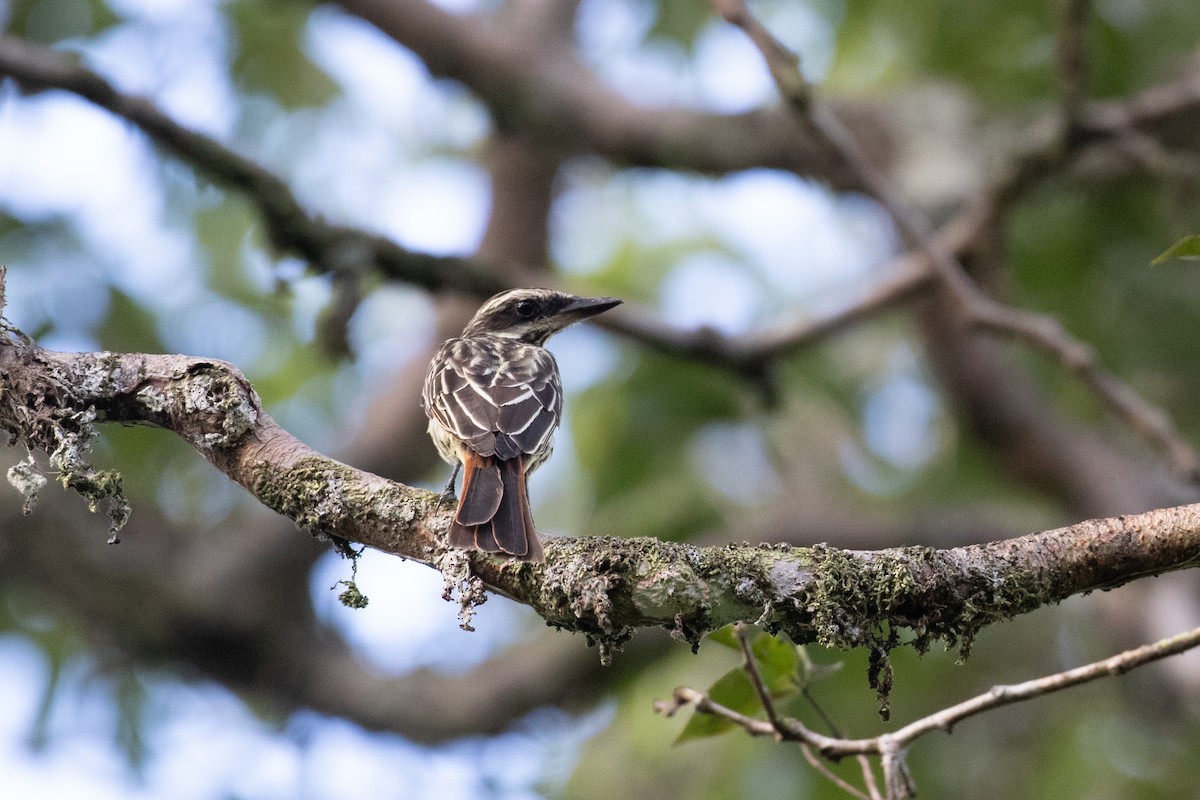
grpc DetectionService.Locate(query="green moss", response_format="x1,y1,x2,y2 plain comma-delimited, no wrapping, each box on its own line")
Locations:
794,545,917,650
940,557,1046,658
766,543,1051,665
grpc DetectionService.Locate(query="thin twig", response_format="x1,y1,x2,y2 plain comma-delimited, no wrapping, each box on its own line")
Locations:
888,624,1200,743
877,735,914,800
655,685,856,754
801,744,874,800
713,0,1200,480
1057,0,1094,140
857,752,884,800
604,255,930,377
801,682,883,798
606,198,1001,376
735,623,878,799
800,685,844,739
659,625,1200,798
733,622,802,740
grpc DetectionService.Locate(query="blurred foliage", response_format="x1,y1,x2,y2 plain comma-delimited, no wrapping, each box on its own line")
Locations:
830,0,1199,101
646,0,711,50
1009,176,1200,432
2,0,1200,798
574,351,740,539
3,0,118,43
228,0,338,109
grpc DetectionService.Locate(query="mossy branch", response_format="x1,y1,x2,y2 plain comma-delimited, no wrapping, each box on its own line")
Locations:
3,329,1200,661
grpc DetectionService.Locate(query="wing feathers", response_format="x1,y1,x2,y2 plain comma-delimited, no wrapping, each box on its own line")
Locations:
425,337,562,459
425,336,555,563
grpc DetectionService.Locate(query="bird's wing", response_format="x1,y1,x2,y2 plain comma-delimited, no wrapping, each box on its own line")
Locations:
423,337,562,460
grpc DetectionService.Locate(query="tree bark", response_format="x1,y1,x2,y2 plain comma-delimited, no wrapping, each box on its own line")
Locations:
4,331,1199,661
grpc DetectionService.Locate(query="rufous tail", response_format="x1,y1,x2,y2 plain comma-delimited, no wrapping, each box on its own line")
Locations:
449,453,543,562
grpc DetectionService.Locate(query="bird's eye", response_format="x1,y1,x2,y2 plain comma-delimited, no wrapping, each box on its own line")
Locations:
514,300,537,318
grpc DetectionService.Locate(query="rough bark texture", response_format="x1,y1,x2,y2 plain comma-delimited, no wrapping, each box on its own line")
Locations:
5,333,1199,660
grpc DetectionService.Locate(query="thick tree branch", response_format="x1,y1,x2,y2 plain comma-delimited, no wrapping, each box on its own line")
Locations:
4,330,1200,658
3,24,1200,665
0,36,508,297
0,449,678,743
328,0,885,190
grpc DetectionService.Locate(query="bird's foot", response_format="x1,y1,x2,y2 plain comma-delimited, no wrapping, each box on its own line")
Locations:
436,463,462,506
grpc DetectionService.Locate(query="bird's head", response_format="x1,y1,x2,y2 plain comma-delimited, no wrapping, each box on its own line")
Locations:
461,288,622,345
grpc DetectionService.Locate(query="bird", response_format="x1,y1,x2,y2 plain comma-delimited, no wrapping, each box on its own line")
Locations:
421,288,621,562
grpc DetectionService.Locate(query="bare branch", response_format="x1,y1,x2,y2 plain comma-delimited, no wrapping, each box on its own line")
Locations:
606,255,931,379
733,622,792,738
4,333,1200,656
734,623,876,800
712,0,1200,480
891,624,1200,742
660,625,1200,798
0,28,1200,652
5,32,1200,448
798,744,876,800
0,36,902,382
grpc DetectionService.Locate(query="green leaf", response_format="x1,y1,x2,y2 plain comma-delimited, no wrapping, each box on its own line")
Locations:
5,0,119,44
675,668,757,743
705,624,742,651
708,666,760,712
703,626,802,697
1151,234,1200,266
751,632,801,697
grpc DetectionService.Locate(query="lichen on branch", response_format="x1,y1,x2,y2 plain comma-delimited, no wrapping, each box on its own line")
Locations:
3,317,1200,666
0,316,133,539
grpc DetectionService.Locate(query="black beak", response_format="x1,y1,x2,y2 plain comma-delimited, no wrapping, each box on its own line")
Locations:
560,296,622,320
